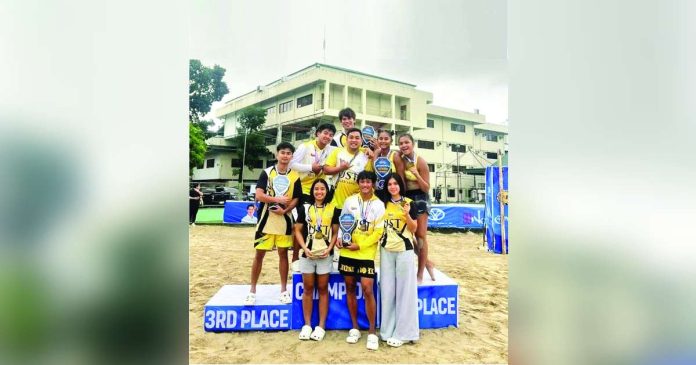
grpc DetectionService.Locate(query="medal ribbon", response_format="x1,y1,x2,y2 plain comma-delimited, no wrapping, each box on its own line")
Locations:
359,196,372,229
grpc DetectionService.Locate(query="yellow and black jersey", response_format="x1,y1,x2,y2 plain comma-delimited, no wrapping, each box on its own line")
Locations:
289,140,331,195
339,193,385,261
379,197,418,252
255,165,302,235
295,202,339,258
325,147,374,209
330,131,348,148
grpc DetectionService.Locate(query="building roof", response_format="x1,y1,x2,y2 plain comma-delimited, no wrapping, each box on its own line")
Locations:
474,123,508,133
427,105,486,124
225,63,417,104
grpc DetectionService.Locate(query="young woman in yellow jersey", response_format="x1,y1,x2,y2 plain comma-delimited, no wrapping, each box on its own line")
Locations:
293,178,338,342
396,133,436,284
378,173,420,347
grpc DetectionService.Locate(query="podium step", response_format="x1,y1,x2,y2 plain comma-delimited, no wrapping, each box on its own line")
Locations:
204,284,292,332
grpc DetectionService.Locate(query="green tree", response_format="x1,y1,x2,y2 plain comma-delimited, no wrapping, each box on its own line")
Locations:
232,106,272,185
189,59,229,124
189,122,207,175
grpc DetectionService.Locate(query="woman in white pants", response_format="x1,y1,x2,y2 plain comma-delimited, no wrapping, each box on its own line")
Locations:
378,173,420,347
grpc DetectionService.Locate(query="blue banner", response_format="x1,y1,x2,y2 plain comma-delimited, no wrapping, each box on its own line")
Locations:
485,166,509,254
427,204,485,229
291,272,380,330
417,285,458,328
223,201,259,224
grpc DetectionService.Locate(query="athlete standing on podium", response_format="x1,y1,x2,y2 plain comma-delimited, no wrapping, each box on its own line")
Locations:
293,178,338,342
378,173,420,347
337,171,385,351
396,133,436,284
244,142,302,305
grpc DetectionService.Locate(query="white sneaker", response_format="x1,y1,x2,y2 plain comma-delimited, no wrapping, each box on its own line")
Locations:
298,325,312,340
243,292,256,305
346,328,361,344
366,334,379,350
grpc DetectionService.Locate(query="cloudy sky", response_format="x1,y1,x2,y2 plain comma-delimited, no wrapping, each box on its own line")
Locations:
190,0,507,126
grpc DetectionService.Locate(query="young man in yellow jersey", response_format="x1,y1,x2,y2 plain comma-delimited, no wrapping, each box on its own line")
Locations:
289,123,336,271
337,171,385,351
330,107,356,148
322,128,375,218
244,142,302,305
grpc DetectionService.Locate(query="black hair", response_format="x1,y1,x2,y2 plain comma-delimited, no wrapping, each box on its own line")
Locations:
190,183,199,189
378,173,405,203
345,127,362,138
306,178,333,205
315,123,336,136
397,132,414,143
246,204,255,210
356,170,377,183
338,107,356,120
276,141,295,153
377,129,395,139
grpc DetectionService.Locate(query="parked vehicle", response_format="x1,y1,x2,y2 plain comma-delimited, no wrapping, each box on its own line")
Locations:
202,187,230,205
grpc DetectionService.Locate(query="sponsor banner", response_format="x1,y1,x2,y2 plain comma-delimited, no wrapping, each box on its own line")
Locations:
291,272,380,330
223,201,259,224
417,285,458,328
427,204,485,229
485,166,509,254
204,305,291,331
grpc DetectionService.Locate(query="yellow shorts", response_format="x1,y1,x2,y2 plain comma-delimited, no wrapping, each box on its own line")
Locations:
254,232,293,251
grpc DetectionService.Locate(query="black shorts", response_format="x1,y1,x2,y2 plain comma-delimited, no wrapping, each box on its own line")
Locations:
404,190,430,215
338,256,376,279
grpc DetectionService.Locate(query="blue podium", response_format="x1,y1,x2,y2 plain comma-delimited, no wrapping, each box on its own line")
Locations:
204,267,459,332
204,285,291,331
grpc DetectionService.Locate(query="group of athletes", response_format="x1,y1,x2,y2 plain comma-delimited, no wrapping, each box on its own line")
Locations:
244,107,435,351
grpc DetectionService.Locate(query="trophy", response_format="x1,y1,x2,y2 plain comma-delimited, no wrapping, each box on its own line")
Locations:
310,210,328,257
270,174,290,210
374,156,391,190
338,213,357,246
361,125,376,148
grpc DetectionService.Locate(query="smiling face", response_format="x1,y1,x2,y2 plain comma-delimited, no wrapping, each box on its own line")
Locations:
246,206,255,216
316,128,334,147
347,131,362,150
312,182,327,202
340,116,355,130
398,135,414,156
358,178,374,195
276,148,293,164
377,131,392,151
387,177,401,197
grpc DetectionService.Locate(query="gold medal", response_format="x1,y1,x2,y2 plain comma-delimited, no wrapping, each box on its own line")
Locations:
314,230,324,239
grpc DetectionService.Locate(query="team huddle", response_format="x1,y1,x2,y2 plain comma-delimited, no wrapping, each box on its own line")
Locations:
244,108,435,351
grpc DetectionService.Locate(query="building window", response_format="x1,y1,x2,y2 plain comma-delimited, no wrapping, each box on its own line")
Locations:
485,133,498,141
417,140,434,150
206,158,215,168
427,119,434,128
486,152,498,159
231,159,242,168
295,131,310,140
297,94,313,108
279,100,292,113
252,159,264,168
450,123,466,132
452,165,466,173
281,131,293,142
451,144,466,153
448,189,455,198
427,163,435,172
266,106,275,116
264,136,276,145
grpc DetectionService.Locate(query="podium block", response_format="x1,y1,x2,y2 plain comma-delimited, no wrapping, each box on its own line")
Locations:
291,269,380,330
417,268,459,328
204,285,291,332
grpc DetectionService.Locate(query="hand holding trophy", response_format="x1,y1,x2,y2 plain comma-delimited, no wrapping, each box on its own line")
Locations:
338,213,357,248
270,174,290,213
